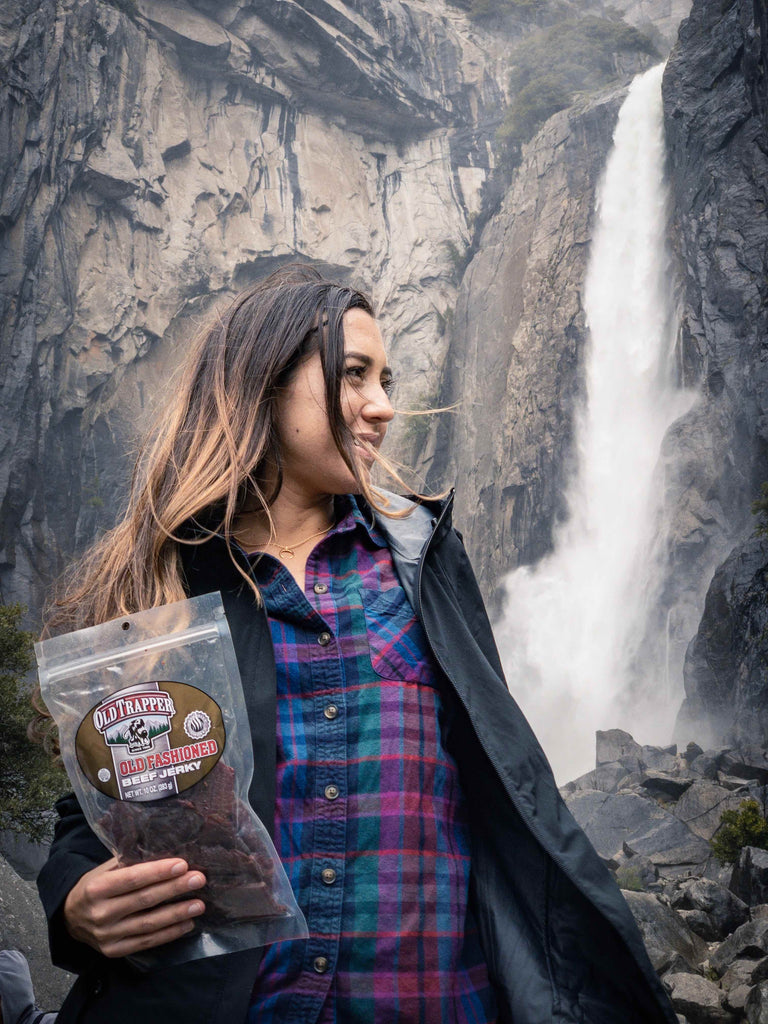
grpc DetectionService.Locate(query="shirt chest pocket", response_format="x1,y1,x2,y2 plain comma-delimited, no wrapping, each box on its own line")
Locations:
361,586,436,687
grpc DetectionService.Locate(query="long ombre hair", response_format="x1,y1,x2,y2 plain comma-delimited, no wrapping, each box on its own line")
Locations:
45,264,417,634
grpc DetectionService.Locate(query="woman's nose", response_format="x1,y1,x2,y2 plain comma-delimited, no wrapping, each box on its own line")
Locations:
363,385,395,422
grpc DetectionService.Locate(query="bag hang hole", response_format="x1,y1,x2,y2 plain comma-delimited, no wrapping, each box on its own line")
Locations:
121,622,130,630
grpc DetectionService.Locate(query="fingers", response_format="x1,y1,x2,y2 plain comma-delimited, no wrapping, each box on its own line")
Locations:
64,858,208,957
98,899,206,959
104,868,206,924
87,857,193,899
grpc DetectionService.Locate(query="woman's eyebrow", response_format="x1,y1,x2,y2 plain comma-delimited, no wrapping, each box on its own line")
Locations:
344,351,393,376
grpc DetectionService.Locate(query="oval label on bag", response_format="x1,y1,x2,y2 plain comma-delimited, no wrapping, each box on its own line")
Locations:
75,681,225,802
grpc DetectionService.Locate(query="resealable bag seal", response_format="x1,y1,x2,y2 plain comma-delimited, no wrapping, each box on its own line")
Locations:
36,592,307,969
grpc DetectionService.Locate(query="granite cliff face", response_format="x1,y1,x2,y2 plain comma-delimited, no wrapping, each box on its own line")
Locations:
663,0,768,745
0,0,508,615
425,89,626,585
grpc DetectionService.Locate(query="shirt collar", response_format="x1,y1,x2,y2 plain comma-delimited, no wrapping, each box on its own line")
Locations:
332,494,387,548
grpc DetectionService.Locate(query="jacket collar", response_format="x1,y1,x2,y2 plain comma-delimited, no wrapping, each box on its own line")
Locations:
367,488,455,612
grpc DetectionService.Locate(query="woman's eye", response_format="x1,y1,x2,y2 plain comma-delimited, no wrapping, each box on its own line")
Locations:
381,377,396,396
345,364,366,383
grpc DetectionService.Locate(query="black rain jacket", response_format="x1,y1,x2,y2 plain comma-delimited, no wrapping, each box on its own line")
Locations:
38,491,675,1023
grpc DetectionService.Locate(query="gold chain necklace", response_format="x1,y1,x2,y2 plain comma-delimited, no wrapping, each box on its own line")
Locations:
263,523,333,559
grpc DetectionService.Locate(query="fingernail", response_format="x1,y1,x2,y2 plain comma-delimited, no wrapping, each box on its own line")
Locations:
188,901,204,916
170,861,186,877
187,873,204,889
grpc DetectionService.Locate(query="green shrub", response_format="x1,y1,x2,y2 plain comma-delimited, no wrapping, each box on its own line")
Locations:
710,799,768,864
615,865,645,892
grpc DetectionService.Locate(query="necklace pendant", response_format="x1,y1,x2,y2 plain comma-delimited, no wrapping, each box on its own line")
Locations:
278,546,295,559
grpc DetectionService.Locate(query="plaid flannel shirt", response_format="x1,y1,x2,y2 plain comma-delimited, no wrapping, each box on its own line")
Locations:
247,497,496,1023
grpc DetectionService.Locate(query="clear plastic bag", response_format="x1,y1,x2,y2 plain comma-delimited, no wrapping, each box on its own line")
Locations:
36,592,307,968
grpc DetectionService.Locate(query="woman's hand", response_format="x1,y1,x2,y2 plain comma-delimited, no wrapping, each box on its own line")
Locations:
63,857,206,958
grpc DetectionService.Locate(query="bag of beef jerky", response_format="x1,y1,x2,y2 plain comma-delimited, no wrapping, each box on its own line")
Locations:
36,592,307,968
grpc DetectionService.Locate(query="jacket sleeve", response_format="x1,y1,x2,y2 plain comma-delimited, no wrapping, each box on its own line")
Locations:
36,791,112,974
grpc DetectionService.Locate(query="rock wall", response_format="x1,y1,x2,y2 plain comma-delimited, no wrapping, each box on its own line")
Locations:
425,88,626,585
0,0,515,618
662,0,768,745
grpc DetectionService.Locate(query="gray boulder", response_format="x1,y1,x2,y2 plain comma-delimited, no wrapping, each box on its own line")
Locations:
711,919,768,976
674,782,747,842
730,847,768,907
559,761,631,797
663,972,736,1024
725,984,751,1012
677,909,721,942
622,891,708,973
596,729,643,765
641,771,695,801
721,957,768,993
689,753,728,782
671,878,749,939
720,751,768,787
566,790,712,868
642,745,680,773
746,982,768,1024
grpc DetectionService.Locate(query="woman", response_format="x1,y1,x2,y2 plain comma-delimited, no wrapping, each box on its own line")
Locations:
37,265,675,1023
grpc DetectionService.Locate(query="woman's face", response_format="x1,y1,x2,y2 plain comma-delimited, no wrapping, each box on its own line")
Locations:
275,308,395,501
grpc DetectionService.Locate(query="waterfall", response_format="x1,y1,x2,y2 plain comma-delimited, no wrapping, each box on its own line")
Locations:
495,63,695,784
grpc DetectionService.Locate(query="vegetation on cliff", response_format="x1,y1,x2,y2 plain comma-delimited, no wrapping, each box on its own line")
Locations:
498,15,659,165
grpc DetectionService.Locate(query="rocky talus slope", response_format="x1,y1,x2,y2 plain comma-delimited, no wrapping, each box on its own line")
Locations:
564,729,768,1023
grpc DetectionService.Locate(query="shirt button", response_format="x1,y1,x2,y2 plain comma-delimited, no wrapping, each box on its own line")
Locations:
321,867,337,885
318,631,332,646
324,784,340,801
313,956,330,974
314,582,329,595
323,704,339,720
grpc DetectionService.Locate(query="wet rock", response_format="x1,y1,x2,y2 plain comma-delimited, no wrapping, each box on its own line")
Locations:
663,972,736,1023
730,847,768,907
622,891,708,973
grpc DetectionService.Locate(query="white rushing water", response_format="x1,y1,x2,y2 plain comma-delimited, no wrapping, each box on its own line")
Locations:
495,63,695,783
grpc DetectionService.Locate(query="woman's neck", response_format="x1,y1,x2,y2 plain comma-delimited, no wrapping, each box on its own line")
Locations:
234,489,335,551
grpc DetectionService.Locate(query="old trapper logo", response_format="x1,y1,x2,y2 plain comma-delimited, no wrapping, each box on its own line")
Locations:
93,690,176,753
